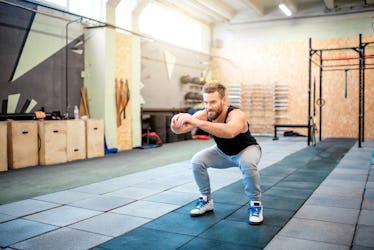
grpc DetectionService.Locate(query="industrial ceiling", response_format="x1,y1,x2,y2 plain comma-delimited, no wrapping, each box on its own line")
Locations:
149,0,374,25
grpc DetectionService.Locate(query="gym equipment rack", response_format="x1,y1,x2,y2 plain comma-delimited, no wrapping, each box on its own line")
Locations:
308,34,374,147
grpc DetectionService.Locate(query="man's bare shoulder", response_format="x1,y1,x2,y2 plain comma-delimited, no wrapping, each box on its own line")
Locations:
227,108,247,123
230,108,246,117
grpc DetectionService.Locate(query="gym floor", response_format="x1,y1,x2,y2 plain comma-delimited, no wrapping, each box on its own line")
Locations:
0,136,373,249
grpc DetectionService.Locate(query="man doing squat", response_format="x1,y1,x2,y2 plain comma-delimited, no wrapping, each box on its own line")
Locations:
170,83,263,225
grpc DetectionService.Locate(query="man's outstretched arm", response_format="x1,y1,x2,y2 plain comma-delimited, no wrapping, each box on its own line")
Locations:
174,109,246,139
170,110,206,134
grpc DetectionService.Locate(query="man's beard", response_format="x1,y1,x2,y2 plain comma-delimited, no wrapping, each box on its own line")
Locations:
207,105,223,120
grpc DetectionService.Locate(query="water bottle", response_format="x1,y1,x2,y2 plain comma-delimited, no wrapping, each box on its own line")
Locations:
74,105,79,120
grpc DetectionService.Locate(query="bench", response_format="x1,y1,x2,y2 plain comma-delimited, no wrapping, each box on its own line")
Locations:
273,124,309,140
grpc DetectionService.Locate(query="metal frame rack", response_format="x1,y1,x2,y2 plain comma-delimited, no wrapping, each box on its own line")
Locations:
308,34,374,147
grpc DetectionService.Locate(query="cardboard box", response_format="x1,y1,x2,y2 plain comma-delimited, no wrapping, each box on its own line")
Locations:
86,119,104,158
38,120,67,165
0,122,7,171
67,120,86,161
8,121,38,169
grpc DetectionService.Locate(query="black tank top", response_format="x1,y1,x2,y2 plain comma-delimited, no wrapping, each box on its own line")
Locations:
210,106,258,155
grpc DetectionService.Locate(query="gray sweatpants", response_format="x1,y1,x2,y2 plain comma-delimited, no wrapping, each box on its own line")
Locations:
191,144,262,201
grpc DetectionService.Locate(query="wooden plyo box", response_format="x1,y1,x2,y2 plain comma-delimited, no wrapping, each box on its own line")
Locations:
86,119,104,159
67,120,86,161
0,122,7,171
8,121,38,169
38,121,67,165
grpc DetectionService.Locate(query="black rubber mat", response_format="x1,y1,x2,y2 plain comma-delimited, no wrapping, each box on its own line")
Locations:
94,138,356,250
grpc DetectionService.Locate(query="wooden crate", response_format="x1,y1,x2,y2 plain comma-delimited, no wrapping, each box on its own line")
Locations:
86,119,104,158
67,120,86,161
8,121,38,169
38,120,67,165
0,122,7,171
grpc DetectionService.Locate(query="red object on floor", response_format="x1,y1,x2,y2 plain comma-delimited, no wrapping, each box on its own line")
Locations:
194,135,210,140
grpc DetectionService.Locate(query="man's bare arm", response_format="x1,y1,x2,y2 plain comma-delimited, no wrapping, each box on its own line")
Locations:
170,110,206,134
175,109,247,139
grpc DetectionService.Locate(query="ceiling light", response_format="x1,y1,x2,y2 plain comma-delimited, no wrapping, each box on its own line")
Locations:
279,3,292,16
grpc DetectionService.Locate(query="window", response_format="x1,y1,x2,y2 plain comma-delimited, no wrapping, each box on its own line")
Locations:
69,0,97,19
38,0,105,21
139,2,205,52
38,0,68,9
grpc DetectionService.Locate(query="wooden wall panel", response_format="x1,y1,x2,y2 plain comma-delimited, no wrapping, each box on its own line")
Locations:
212,35,374,139
115,33,132,150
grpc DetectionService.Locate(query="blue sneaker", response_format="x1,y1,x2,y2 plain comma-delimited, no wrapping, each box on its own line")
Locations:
190,196,214,217
248,201,263,225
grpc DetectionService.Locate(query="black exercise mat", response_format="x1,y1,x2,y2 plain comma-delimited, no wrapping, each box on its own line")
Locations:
94,138,356,250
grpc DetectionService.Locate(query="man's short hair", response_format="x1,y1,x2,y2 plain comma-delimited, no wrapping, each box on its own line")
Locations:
203,83,226,98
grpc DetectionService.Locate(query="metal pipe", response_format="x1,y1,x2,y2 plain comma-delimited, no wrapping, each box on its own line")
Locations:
322,67,374,72
319,50,323,142
313,77,316,117
322,54,374,61
308,38,312,146
344,69,348,98
358,34,363,148
311,47,358,52
363,45,366,142
323,62,374,67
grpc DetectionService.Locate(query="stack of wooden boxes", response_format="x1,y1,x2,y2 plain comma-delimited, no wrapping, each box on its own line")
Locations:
0,119,104,172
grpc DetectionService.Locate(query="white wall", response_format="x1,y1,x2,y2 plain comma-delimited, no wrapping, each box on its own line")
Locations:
84,27,106,121
214,12,374,49
83,6,117,149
